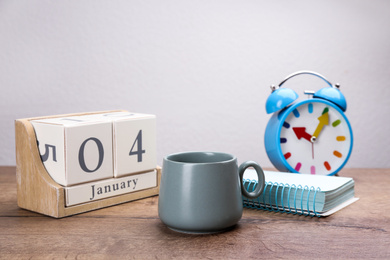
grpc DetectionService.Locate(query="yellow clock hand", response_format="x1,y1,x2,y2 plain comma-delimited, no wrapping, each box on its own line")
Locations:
311,109,329,142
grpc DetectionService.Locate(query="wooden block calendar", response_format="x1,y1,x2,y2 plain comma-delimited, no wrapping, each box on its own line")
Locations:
15,110,161,218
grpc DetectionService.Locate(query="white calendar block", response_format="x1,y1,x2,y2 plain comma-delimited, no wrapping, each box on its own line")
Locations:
31,116,113,186
82,111,157,177
65,169,157,206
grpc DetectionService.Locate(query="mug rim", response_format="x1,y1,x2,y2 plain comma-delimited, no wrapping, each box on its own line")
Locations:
164,151,236,165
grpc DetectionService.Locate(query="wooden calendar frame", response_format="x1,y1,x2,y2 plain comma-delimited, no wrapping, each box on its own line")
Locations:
15,110,161,218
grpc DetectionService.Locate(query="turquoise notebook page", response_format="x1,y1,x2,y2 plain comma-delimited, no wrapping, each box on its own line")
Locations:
243,170,358,216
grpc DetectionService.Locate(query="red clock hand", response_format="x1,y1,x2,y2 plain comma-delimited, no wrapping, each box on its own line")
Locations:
292,127,312,142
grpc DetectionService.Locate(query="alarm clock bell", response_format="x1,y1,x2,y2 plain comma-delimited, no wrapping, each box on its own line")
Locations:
265,86,298,114
313,85,347,112
265,71,347,114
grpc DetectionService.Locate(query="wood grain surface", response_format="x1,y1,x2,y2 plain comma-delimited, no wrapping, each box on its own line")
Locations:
1,166,389,259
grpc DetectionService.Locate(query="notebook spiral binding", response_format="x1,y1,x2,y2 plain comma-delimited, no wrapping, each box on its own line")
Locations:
243,179,322,217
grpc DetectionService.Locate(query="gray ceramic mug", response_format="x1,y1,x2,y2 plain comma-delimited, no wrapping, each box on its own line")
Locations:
158,151,265,234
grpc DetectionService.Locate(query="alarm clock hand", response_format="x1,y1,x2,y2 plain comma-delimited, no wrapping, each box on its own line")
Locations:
292,127,312,142
293,127,315,158
311,108,329,142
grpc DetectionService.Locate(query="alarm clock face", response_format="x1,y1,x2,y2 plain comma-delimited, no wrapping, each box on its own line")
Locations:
278,99,352,175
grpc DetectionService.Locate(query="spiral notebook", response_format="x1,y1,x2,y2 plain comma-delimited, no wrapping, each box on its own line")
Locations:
243,170,358,217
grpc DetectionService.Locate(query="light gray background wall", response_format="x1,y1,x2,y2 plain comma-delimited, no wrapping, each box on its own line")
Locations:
1,0,389,168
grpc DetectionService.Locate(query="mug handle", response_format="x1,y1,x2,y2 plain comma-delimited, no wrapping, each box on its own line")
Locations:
238,161,265,199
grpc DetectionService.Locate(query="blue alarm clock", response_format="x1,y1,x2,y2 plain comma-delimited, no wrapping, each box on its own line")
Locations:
264,71,353,176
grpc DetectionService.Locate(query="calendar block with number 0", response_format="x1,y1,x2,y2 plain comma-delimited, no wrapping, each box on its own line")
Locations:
15,110,160,218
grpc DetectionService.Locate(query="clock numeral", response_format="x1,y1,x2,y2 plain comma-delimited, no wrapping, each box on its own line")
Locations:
308,103,313,113
324,161,331,171
322,107,329,115
295,162,302,171
292,109,300,118
333,151,342,158
336,136,346,141
332,120,341,127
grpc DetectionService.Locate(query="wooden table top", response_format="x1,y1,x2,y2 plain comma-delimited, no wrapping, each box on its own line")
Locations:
1,166,389,259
